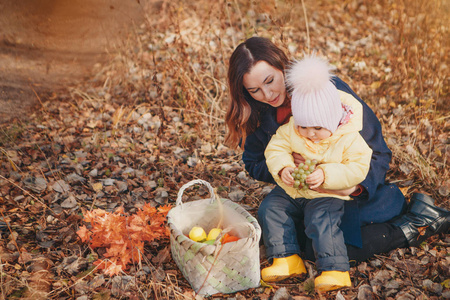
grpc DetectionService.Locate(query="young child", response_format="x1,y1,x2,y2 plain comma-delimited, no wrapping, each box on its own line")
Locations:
263,55,373,291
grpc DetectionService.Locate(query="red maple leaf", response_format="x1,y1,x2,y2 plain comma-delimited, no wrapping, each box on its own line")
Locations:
77,204,171,275
76,225,92,243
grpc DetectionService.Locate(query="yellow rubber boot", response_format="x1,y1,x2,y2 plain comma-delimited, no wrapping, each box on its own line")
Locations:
314,271,351,292
261,254,307,282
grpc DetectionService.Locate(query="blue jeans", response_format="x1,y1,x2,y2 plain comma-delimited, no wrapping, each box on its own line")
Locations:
258,186,350,272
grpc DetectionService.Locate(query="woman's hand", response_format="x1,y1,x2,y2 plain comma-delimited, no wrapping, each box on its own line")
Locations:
312,186,358,197
306,169,325,189
292,152,305,166
280,167,295,186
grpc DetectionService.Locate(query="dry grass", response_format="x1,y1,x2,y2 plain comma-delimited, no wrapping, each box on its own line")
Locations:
86,0,448,199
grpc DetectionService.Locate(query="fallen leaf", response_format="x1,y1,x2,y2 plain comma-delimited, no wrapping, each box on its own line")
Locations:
92,182,103,192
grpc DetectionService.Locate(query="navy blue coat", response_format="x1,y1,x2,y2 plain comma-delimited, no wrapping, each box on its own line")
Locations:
242,77,407,247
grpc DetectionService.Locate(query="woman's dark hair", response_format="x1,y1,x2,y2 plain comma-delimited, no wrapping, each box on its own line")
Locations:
225,36,290,148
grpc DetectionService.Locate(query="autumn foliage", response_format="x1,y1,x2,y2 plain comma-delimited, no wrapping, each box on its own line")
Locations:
76,204,171,276
1,0,448,298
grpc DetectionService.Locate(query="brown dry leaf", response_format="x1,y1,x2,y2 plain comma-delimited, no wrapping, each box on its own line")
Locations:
23,270,53,300
370,81,382,89
399,186,409,196
92,182,103,192
438,182,449,197
152,245,170,266
17,250,33,264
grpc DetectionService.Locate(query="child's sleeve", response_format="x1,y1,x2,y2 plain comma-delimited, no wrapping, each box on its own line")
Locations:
264,124,296,182
319,134,373,190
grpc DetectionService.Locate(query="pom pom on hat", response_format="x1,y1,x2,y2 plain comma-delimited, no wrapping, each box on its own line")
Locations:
286,55,334,94
287,55,343,133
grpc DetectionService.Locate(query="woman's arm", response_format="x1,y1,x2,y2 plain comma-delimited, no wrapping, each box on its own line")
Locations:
333,77,392,200
242,127,277,184
314,186,358,197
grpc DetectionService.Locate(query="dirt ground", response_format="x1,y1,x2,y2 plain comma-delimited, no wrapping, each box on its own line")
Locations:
0,0,149,124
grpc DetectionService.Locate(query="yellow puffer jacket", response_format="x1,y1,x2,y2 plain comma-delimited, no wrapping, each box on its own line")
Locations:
265,91,373,200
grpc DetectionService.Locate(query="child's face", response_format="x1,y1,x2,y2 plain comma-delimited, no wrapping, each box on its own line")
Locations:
297,126,332,142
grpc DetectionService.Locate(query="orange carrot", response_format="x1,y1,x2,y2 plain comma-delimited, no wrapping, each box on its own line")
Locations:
222,233,239,244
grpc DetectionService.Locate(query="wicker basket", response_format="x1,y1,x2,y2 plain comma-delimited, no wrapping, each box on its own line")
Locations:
167,179,261,296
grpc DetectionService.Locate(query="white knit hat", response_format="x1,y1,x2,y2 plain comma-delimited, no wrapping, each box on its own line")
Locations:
286,55,343,133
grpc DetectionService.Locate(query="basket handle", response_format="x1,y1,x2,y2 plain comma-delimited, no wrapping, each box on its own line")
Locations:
176,179,215,207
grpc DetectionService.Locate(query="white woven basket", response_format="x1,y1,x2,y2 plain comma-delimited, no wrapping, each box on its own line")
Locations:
167,179,261,296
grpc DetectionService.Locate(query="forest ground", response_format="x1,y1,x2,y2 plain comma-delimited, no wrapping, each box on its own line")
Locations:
0,0,147,123
0,0,449,299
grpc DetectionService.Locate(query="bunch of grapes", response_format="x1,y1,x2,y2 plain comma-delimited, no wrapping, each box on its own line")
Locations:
292,159,318,190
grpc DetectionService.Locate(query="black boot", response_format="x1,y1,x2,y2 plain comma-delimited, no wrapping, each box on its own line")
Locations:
391,193,450,247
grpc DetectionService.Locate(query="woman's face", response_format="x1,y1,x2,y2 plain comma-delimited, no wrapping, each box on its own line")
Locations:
243,61,286,107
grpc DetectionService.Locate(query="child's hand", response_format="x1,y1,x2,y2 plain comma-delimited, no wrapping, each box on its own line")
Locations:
306,169,324,189
292,152,305,166
280,167,295,186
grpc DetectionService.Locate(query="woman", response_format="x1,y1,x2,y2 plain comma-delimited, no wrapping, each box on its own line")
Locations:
225,36,450,289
